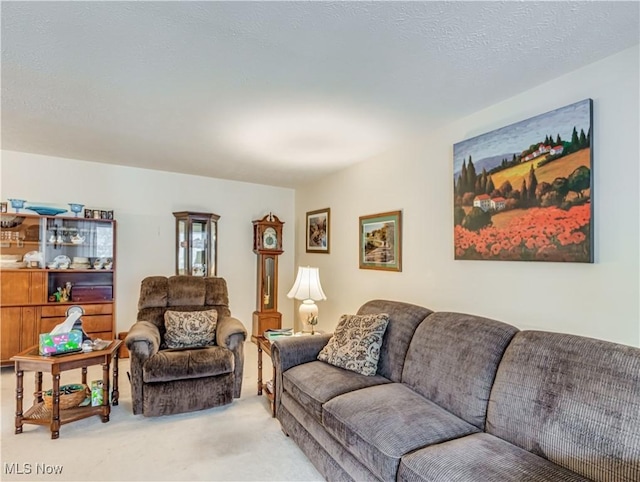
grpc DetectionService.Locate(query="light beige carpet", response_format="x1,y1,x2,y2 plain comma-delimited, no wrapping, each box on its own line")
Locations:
0,341,323,481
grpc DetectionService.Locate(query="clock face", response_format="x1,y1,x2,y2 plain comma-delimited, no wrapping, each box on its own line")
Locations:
263,227,278,249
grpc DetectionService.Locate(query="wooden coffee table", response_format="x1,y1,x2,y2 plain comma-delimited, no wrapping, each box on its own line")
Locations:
11,340,121,439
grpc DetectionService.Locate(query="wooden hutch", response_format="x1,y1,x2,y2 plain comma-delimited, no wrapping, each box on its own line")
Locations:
0,212,116,365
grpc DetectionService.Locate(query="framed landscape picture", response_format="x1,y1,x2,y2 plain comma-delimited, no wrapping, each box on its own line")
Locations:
453,99,593,263
359,210,402,271
306,208,330,253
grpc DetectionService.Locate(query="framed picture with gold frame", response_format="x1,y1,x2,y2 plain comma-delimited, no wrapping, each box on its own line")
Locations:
359,210,402,271
306,208,330,254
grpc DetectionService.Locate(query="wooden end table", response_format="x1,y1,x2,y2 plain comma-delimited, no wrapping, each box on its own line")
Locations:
256,336,276,417
11,340,121,439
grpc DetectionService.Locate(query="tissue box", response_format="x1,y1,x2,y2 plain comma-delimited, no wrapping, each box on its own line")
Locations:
91,380,104,406
39,330,83,356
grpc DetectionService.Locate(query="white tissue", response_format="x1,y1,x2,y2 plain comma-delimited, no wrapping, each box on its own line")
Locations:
49,310,82,335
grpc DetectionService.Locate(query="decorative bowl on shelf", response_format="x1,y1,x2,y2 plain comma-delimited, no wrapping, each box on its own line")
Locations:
0,215,25,228
68,203,84,218
70,234,85,244
25,205,67,216
8,199,26,213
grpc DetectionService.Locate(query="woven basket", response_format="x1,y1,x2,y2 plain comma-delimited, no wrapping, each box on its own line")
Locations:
43,384,89,410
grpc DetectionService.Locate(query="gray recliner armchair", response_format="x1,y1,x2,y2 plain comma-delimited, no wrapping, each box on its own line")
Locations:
125,276,247,416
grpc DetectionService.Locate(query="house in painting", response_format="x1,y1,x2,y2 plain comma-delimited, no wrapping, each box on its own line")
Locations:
523,143,552,162
474,194,507,212
490,197,507,211
473,194,492,211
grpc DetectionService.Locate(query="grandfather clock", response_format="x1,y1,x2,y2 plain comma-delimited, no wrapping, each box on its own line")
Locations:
252,213,284,341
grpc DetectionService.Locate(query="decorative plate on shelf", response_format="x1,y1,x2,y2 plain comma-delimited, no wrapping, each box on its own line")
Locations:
53,255,71,265
26,205,67,216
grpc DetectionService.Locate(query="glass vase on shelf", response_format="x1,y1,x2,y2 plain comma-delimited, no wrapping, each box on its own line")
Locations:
8,199,26,213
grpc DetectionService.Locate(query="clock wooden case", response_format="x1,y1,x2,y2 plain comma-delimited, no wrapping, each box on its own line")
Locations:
252,213,284,341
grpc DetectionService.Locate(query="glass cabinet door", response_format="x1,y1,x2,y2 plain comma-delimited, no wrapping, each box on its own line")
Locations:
173,212,219,277
0,214,43,267
177,219,187,275
190,219,207,276
44,217,114,267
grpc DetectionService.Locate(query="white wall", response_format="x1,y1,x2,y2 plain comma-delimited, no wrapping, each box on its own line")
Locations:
0,152,296,334
293,46,640,347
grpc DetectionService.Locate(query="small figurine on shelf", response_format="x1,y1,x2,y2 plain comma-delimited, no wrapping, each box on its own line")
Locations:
54,287,63,302
60,282,72,302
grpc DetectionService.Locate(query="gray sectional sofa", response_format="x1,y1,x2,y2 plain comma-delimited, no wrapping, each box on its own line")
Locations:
271,299,640,481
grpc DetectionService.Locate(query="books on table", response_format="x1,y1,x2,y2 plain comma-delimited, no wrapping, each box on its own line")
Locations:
264,328,293,342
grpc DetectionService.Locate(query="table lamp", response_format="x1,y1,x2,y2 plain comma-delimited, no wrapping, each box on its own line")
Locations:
287,266,326,334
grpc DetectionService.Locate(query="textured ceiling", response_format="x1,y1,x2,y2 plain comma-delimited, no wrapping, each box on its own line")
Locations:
2,1,639,188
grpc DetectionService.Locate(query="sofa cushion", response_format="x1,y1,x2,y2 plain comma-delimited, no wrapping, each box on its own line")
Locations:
357,299,433,382
283,360,391,424
143,346,233,383
323,383,479,481
164,309,218,348
280,391,383,482
398,433,589,482
402,311,519,430
318,313,389,376
487,331,640,482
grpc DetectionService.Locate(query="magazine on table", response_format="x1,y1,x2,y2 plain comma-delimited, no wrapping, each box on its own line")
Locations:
264,328,293,341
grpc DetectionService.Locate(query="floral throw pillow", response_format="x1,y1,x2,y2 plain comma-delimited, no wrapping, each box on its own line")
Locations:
318,313,390,376
164,310,218,349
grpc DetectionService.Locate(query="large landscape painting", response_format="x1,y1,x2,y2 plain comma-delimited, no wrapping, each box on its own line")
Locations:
453,99,593,262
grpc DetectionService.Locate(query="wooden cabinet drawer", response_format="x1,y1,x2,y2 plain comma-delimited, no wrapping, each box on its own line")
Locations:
41,303,113,317
40,315,113,334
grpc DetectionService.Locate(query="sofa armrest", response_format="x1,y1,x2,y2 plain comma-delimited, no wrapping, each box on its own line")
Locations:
125,321,160,360
271,334,332,418
271,334,332,373
217,316,247,398
125,321,161,415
